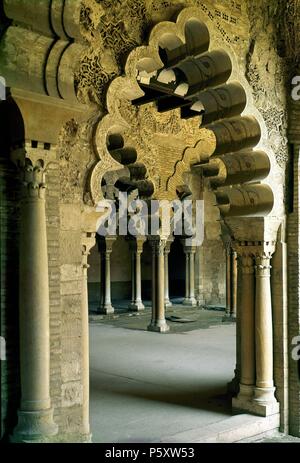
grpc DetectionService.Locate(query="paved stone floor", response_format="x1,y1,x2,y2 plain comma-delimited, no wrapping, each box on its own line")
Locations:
89,298,232,333
89,303,236,443
89,302,300,443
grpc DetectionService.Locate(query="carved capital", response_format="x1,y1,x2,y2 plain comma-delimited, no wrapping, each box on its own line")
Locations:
255,254,272,277
164,235,174,254
82,232,96,268
97,235,117,254
233,240,275,276
148,236,167,255
127,235,146,254
21,158,46,199
240,254,254,275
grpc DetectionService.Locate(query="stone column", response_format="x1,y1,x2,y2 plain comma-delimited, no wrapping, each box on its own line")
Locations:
230,250,238,318
148,237,170,333
253,247,279,415
164,237,173,308
81,233,95,441
225,244,232,316
13,159,58,442
233,248,255,408
182,242,197,306
128,237,145,311
224,243,237,320
196,247,204,307
98,236,116,314
227,250,241,395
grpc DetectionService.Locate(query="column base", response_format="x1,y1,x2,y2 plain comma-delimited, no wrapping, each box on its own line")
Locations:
98,304,114,314
164,299,172,308
252,387,279,416
11,408,58,443
129,301,145,311
233,386,279,417
147,319,170,333
182,297,197,306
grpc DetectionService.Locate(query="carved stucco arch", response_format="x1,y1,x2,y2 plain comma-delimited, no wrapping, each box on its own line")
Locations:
89,7,284,237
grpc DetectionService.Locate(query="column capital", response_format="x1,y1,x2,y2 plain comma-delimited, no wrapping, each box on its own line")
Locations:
232,240,275,258
164,235,174,254
82,233,96,268
20,158,46,199
148,236,167,254
97,235,117,253
181,239,197,254
127,235,146,253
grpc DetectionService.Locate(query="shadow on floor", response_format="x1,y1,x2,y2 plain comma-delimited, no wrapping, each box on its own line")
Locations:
90,373,232,414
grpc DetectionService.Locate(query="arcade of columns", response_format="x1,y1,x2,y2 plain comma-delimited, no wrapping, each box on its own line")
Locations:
94,231,238,328
2,0,293,443
12,157,279,444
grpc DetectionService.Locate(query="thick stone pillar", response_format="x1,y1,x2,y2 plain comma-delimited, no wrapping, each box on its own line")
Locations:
128,237,145,311
13,159,58,442
232,248,255,408
253,247,279,415
164,237,173,308
148,237,170,333
98,236,116,314
81,233,95,441
182,242,197,306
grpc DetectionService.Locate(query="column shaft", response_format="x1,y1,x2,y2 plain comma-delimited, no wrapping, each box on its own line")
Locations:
104,252,111,306
253,252,278,412
189,251,195,300
81,234,95,440
148,238,169,333
128,238,145,311
164,239,173,307
226,249,231,316
239,254,255,392
98,238,115,314
230,251,238,318
183,245,197,306
13,161,57,442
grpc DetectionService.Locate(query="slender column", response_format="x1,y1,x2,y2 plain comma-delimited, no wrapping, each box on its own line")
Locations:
128,237,145,311
253,248,279,414
130,248,135,307
227,251,241,395
196,247,204,307
164,237,173,308
230,250,238,318
225,245,231,316
98,236,116,314
182,242,197,306
13,159,57,442
184,252,190,302
233,249,255,407
81,233,95,440
148,237,169,333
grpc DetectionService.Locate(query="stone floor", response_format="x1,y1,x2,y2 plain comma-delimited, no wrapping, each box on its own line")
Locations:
89,298,232,333
90,303,236,443
89,302,300,443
